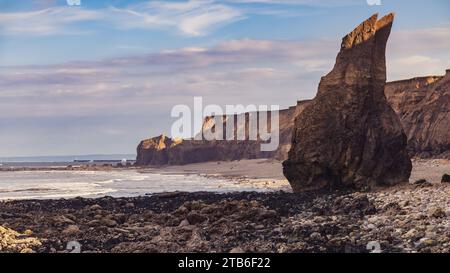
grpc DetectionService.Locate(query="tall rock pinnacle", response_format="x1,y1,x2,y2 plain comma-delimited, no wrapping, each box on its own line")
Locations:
283,13,412,192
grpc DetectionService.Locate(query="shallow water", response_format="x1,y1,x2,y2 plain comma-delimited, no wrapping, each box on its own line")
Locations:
0,170,278,200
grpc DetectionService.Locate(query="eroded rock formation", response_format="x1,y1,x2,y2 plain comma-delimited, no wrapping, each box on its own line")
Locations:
385,71,450,158
136,100,311,166
136,14,449,167
283,13,412,192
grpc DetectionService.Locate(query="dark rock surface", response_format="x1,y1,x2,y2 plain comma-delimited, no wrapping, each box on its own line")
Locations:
283,13,412,192
1,183,448,253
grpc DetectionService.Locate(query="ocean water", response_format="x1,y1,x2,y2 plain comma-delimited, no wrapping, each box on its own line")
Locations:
0,169,276,200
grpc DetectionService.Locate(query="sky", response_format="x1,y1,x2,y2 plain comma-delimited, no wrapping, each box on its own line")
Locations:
0,0,449,157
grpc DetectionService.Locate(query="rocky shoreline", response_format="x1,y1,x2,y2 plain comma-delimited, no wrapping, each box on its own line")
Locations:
1,181,448,253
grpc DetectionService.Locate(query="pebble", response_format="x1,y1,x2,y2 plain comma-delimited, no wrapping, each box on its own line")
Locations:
0,183,449,253
62,225,80,235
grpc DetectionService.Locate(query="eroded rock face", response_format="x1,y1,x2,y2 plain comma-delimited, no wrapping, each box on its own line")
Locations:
385,71,450,158
136,135,174,166
135,101,311,166
283,13,412,192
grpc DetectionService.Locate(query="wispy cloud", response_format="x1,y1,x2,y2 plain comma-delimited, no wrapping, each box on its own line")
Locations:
108,0,244,36
0,7,102,35
387,27,450,80
0,19,449,156
226,0,362,5
0,0,363,37
0,0,245,37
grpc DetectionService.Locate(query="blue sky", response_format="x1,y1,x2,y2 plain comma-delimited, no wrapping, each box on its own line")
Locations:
0,0,449,157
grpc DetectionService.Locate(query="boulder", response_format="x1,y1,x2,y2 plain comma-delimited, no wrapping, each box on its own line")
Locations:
283,13,412,192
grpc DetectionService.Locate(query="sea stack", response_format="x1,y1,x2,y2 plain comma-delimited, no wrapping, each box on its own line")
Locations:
283,13,412,192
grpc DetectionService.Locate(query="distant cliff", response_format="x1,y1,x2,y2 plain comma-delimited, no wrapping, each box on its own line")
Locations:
385,70,450,158
136,100,311,166
137,70,449,166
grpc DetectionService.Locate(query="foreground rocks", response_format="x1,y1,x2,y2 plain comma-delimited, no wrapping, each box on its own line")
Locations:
0,182,448,253
0,226,41,253
283,13,412,192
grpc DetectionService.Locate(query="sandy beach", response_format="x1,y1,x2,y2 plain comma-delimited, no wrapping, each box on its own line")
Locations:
147,158,450,188
144,159,292,192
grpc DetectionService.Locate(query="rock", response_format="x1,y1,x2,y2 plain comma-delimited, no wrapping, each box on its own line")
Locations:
125,202,135,209
309,232,322,241
52,215,75,226
429,207,446,218
229,247,245,253
135,101,312,166
442,174,450,183
417,237,436,247
283,13,412,192
0,226,41,253
186,213,208,225
101,218,118,227
136,135,173,166
178,219,190,227
333,195,376,216
24,229,33,236
62,225,80,235
403,228,419,240
89,204,102,210
20,248,34,254
137,70,450,166
87,220,101,227
413,179,428,185
1,185,449,253
413,179,432,188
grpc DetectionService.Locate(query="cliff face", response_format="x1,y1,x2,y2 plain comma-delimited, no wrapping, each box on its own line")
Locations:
136,15,449,166
136,100,311,166
283,13,412,192
385,71,450,158
136,71,450,166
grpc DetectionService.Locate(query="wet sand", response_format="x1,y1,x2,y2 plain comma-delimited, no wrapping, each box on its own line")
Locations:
148,158,450,185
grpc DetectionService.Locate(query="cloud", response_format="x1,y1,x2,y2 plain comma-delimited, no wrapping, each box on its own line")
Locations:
0,0,244,37
226,0,362,5
2,25,449,105
389,55,450,80
386,27,450,80
0,37,335,123
1,24,449,155
0,7,102,35
0,0,363,37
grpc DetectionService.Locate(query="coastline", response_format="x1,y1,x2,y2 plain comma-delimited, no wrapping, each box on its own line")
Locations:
0,159,449,253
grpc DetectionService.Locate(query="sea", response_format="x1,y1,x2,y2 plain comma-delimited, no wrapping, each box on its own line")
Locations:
0,155,277,200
